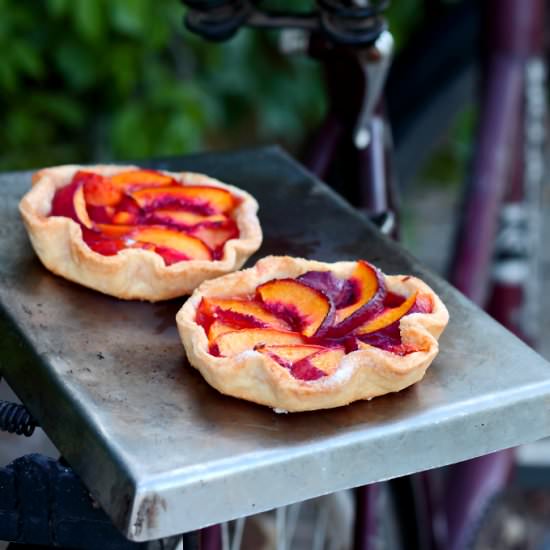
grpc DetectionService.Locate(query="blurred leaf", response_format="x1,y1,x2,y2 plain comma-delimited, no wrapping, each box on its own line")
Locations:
12,41,44,78
32,94,85,128
46,0,70,17
110,0,148,36
54,40,98,90
0,0,423,170
0,60,17,93
73,0,105,44
111,103,150,157
108,44,140,96
419,105,477,188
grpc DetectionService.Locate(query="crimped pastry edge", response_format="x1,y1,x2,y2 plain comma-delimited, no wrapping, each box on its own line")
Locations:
19,164,263,301
176,255,450,412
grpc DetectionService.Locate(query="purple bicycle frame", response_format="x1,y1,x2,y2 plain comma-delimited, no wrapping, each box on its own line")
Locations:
443,2,545,550
303,1,545,549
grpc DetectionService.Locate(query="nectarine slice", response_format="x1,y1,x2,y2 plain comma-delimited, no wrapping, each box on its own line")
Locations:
327,262,386,337
83,175,122,207
132,227,212,261
356,291,418,335
412,293,433,314
215,328,304,357
112,211,136,225
73,186,93,229
200,298,291,331
308,347,345,374
291,347,345,380
82,228,126,256
298,270,351,307
335,261,383,323
50,177,94,229
110,169,174,190
192,223,239,252
95,224,135,238
258,344,326,368
85,239,126,256
110,196,142,225
149,209,228,228
207,320,240,342
131,185,236,214
256,279,333,338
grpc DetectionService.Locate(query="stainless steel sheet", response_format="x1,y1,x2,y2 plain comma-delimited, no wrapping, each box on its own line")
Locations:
1,147,549,541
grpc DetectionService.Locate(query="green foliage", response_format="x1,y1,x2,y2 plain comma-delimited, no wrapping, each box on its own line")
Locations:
0,0,421,170
419,105,478,188
0,0,327,169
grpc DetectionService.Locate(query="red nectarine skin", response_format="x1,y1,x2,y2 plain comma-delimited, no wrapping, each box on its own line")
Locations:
112,196,142,225
357,336,423,356
82,228,126,256
256,279,333,338
297,271,353,308
148,246,191,266
290,360,326,381
291,347,345,380
258,344,326,369
50,178,81,222
384,291,433,314
411,293,433,314
87,205,114,224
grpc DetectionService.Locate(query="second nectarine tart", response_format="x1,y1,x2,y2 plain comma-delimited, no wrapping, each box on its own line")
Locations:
176,256,449,412
19,165,262,300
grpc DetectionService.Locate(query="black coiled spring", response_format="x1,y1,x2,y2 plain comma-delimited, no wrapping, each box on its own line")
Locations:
182,0,251,41
0,400,37,437
182,0,389,46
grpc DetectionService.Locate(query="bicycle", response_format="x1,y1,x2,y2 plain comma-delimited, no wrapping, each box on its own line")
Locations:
180,0,548,549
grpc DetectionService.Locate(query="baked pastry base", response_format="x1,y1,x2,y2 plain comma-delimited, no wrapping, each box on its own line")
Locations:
19,165,263,301
176,256,449,412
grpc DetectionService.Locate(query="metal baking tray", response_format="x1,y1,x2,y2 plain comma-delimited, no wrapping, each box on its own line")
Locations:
1,147,550,542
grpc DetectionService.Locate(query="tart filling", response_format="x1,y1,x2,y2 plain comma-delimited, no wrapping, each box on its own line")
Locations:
196,261,433,380
19,165,262,301
49,169,241,265
176,256,449,412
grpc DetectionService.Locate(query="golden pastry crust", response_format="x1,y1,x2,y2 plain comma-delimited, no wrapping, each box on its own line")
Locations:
19,164,262,301
176,256,449,412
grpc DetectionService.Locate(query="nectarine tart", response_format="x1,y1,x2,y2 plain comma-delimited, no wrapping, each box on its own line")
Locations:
19,165,262,300
176,256,449,412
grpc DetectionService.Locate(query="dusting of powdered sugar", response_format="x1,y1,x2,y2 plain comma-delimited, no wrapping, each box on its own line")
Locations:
238,350,261,360
317,358,356,388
